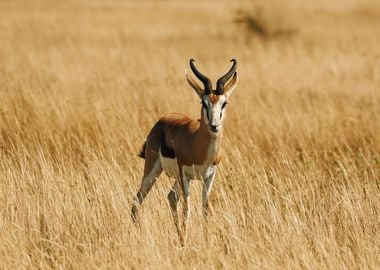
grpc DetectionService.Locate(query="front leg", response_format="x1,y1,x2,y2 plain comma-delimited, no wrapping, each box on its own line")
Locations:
202,167,216,220
179,166,190,246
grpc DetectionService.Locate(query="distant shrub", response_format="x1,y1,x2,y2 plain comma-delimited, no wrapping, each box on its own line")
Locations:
236,1,299,39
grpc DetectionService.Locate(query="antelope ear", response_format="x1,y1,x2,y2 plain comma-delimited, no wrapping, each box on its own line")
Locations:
224,72,238,98
185,70,204,98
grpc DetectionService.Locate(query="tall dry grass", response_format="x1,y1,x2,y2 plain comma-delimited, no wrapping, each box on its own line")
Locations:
0,0,379,269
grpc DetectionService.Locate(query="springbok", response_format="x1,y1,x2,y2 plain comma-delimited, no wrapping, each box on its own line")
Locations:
131,59,238,245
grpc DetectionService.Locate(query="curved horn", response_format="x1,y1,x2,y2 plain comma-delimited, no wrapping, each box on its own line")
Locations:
189,59,212,95
216,59,237,95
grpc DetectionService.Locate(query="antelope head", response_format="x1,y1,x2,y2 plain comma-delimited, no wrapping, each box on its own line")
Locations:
186,59,238,136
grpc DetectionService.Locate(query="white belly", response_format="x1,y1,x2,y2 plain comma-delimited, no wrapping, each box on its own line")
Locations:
159,149,215,180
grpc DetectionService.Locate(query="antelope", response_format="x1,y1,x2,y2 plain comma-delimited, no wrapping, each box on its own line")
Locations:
131,59,238,245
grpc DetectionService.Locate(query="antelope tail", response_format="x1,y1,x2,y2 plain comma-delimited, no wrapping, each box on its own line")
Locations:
138,141,146,159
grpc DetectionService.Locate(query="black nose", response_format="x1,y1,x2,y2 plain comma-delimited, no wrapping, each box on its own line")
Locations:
210,125,219,133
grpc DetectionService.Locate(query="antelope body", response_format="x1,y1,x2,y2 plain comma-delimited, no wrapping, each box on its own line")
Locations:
131,59,238,245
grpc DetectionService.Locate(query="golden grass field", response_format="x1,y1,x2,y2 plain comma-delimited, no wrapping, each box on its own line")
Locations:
0,0,379,268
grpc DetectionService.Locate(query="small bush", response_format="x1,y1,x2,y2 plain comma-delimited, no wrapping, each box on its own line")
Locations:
236,1,300,39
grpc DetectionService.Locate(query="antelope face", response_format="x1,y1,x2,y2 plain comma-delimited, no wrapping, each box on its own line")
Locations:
201,94,228,134
185,59,238,136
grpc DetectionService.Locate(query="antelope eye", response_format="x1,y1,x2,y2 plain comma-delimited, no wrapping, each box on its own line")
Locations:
201,100,207,108
222,102,228,109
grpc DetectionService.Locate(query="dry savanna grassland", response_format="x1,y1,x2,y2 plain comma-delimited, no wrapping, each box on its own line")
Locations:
0,0,379,269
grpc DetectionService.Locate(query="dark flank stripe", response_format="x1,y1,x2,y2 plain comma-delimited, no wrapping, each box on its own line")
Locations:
161,137,176,159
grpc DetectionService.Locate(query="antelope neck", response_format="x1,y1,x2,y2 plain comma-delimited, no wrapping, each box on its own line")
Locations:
192,114,222,163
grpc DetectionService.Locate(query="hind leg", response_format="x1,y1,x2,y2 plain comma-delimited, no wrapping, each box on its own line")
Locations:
180,171,191,246
131,158,163,222
167,180,181,242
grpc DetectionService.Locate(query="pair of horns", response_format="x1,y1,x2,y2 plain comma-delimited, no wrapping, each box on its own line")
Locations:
189,59,237,95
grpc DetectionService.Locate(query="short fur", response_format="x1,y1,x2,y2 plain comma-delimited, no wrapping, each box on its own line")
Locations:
131,59,238,246
139,113,222,166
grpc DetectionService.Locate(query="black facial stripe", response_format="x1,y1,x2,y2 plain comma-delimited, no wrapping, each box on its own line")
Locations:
202,99,211,122
204,106,211,122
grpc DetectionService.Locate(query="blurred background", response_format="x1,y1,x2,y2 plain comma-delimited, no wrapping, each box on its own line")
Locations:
0,0,379,269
